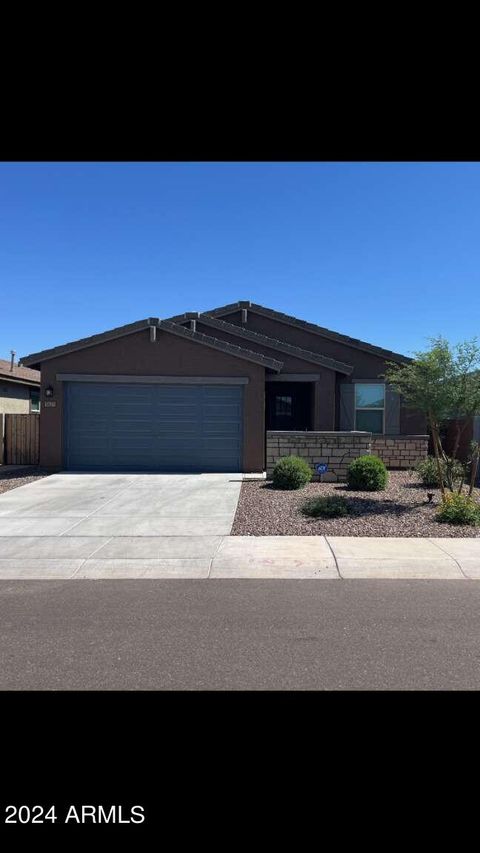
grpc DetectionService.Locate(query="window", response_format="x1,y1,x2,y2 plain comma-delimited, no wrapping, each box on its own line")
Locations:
30,389,40,413
355,383,384,433
275,395,293,416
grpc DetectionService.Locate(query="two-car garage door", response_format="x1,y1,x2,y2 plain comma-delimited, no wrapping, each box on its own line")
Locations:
64,382,244,472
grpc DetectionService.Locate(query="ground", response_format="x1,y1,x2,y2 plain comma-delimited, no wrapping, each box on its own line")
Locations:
0,466,49,495
232,470,480,537
2,579,480,689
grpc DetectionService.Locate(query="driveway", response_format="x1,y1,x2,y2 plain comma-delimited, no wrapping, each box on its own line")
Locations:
1,472,479,579
0,472,243,578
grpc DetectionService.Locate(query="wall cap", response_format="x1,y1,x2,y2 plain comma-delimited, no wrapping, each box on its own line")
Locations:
372,434,429,439
267,430,372,437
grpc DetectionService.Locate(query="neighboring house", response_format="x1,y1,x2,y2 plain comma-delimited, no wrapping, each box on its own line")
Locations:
0,354,41,465
20,301,427,473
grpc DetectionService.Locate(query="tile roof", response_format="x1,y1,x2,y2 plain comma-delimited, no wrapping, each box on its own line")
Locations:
167,312,353,374
21,318,283,372
204,301,411,363
157,320,282,370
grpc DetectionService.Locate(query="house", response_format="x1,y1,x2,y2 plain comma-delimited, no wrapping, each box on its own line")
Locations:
0,353,40,464
20,301,429,475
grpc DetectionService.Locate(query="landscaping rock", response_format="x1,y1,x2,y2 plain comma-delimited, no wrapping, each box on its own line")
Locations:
231,471,480,538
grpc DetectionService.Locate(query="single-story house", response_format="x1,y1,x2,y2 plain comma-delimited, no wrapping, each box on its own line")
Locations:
20,301,428,475
0,354,41,415
1,354,40,464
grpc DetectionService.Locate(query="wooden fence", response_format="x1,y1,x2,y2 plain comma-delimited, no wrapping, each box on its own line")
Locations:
3,413,40,465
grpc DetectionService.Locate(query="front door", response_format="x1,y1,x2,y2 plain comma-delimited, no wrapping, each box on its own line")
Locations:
266,383,313,431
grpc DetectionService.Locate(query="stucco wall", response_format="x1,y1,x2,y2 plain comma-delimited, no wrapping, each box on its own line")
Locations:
219,309,426,434
39,327,266,471
197,318,339,431
0,383,31,414
224,310,396,379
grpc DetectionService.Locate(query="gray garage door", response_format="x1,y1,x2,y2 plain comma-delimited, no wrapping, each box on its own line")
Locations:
64,382,244,472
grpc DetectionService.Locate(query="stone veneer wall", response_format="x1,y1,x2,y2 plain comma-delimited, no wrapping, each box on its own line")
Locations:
266,431,372,482
371,435,429,469
266,431,430,481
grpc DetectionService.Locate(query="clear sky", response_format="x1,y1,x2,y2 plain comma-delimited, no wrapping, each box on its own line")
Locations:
1,161,479,362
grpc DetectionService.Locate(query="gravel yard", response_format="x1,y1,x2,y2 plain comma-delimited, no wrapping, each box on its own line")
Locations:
232,470,480,537
0,467,49,495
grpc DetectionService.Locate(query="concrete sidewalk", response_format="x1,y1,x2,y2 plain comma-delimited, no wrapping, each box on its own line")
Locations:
0,534,479,579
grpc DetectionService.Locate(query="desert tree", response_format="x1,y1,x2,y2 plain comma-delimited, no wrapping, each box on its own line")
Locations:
384,336,480,498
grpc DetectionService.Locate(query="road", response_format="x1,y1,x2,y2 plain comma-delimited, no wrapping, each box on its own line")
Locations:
1,579,480,690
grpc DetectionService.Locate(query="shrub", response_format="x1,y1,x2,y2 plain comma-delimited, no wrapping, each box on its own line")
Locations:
347,454,388,491
415,455,465,488
436,493,480,526
302,495,349,518
272,455,312,490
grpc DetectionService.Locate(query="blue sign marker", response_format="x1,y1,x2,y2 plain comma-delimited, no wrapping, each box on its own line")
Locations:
316,463,328,474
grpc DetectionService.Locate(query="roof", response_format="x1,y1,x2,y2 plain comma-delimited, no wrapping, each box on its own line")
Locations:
20,318,283,372
167,312,353,374
204,301,411,363
0,359,40,385
157,320,282,370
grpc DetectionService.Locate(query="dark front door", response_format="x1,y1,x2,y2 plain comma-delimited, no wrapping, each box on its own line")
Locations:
266,382,313,431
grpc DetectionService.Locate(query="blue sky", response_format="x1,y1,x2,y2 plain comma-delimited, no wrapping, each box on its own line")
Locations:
1,162,479,362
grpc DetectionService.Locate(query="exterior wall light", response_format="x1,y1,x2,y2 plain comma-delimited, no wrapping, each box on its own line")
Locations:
44,385,54,398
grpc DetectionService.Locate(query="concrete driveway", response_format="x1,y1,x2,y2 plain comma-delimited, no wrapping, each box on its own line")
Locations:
1,472,479,580
0,472,243,578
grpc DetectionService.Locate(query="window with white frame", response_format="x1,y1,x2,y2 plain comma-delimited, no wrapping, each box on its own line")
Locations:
355,384,385,434
30,389,40,413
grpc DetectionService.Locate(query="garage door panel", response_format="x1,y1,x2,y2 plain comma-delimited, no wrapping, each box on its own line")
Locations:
64,382,244,471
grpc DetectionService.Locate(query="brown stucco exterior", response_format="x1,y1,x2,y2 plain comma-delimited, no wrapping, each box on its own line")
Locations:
216,308,426,434
38,327,266,471
24,302,428,473
192,318,338,430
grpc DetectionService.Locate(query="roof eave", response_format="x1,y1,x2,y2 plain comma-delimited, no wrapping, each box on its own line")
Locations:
165,312,353,374
197,314,353,374
157,319,283,371
20,316,283,373
20,318,158,368
205,301,411,364
0,374,40,387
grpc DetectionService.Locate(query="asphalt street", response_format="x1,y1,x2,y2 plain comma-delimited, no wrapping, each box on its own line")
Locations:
2,579,480,690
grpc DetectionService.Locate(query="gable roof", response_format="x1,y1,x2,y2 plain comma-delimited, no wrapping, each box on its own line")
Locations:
204,301,410,363
156,319,282,370
168,312,353,374
20,318,283,372
0,359,40,386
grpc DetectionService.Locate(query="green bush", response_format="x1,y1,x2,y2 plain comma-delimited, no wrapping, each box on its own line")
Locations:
272,455,312,490
347,454,388,491
415,455,465,488
436,493,480,526
302,495,349,518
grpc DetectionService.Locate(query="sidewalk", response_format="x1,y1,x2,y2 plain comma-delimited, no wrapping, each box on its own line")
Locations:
210,536,480,579
0,535,479,579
